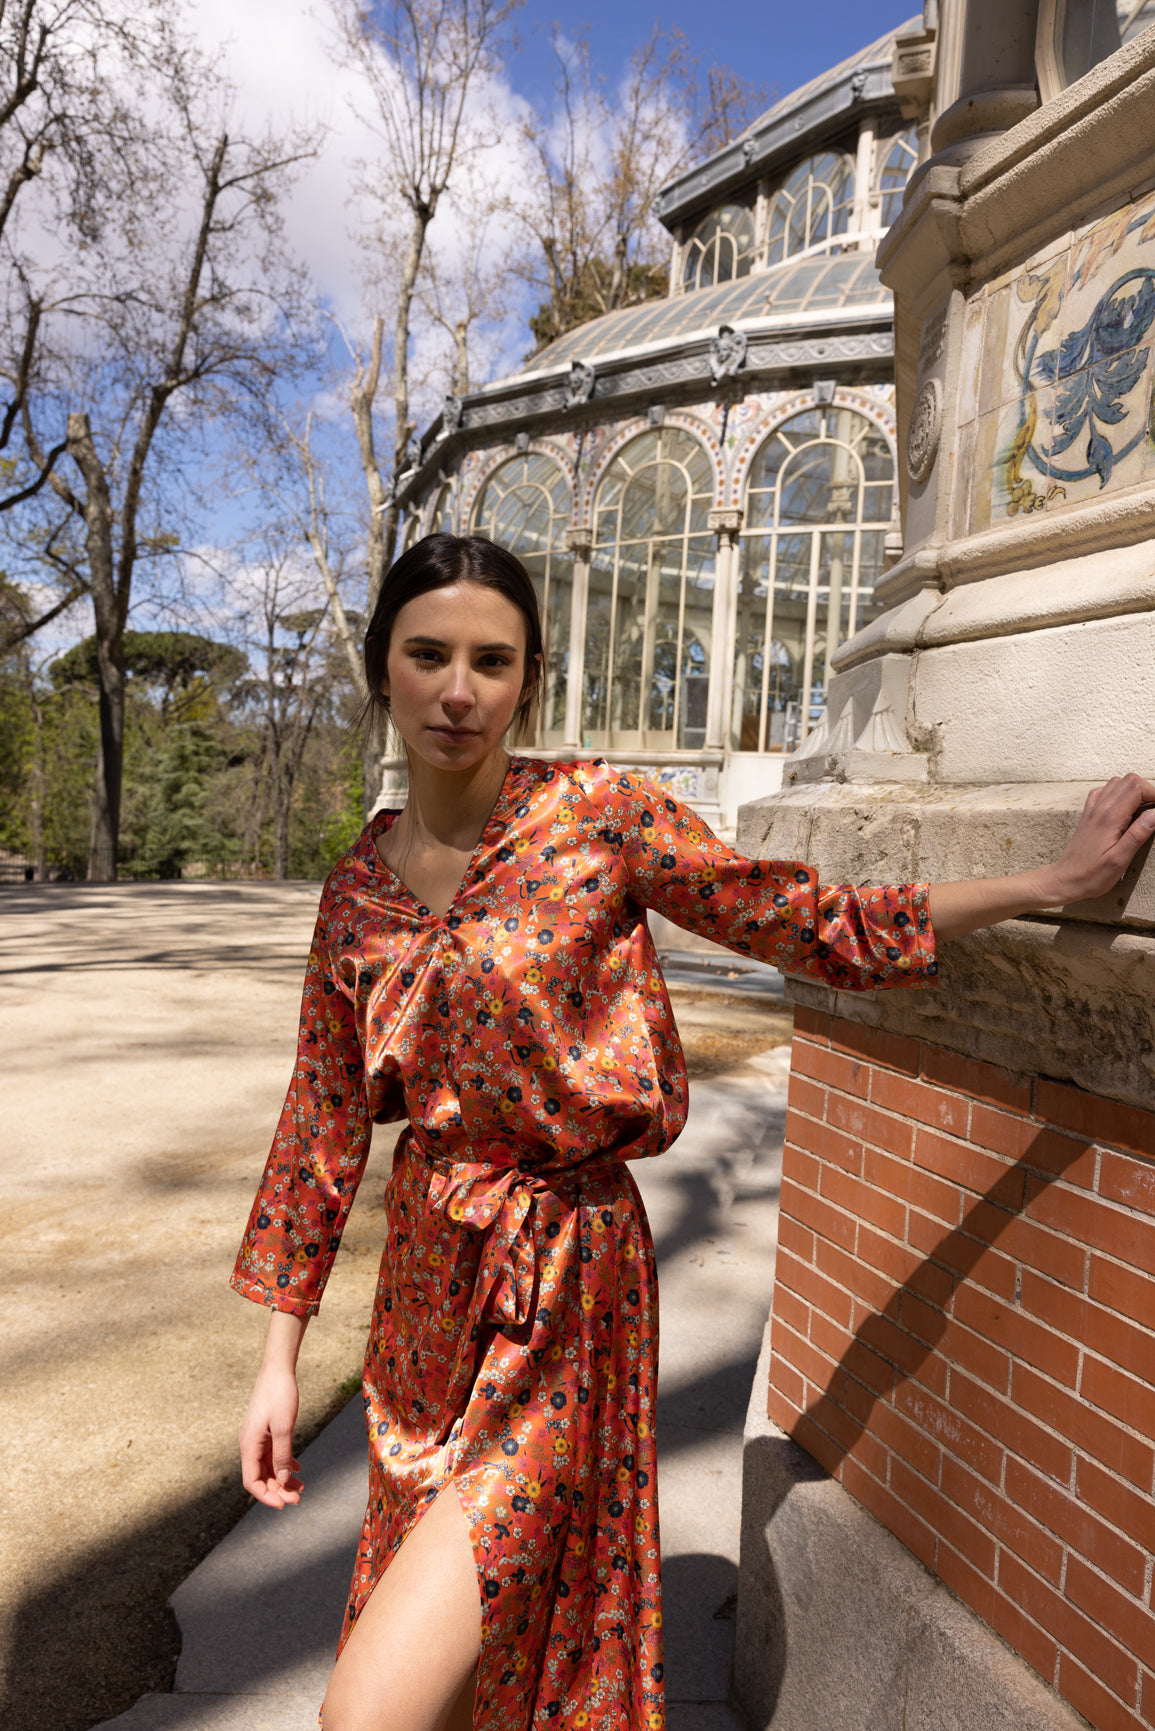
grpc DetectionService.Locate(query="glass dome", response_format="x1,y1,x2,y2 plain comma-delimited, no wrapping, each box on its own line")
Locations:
524,252,889,376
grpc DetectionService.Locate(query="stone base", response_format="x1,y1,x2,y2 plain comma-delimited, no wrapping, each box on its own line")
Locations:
733,1325,1089,1731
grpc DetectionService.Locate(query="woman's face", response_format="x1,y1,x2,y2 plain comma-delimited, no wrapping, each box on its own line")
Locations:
383,581,531,772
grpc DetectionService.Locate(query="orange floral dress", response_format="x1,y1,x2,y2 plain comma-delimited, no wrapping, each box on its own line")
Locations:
231,757,936,1730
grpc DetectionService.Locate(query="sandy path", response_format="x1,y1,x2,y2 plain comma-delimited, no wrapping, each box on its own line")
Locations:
0,883,790,1731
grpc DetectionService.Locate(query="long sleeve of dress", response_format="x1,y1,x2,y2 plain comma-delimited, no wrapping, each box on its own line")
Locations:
568,761,936,993
230,900,375,1316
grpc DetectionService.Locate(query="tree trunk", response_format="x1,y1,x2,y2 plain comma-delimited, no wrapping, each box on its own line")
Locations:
18,642,47,881
67,413,124,882
454,320,470,393
273,769,290,878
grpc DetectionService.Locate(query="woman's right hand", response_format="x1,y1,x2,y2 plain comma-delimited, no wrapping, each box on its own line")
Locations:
240,1310,309,1507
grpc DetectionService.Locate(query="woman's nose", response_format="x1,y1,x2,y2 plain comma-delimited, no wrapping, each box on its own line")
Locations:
441,660,475,710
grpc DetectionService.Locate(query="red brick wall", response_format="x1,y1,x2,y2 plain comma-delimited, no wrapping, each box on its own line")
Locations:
767,1006,1155,1731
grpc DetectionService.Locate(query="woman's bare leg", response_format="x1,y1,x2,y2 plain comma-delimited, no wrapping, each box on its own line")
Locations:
321,1486,481,1731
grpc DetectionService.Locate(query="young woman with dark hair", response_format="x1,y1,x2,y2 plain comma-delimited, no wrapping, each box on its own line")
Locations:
233,533,1155,1731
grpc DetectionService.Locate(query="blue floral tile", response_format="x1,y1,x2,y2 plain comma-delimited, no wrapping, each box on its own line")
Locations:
1002,203,1155,513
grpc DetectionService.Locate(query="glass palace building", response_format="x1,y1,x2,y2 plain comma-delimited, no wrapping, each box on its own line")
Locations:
392,23,923,831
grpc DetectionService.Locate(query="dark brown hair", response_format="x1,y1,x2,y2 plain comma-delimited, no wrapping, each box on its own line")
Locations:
362,533,544,741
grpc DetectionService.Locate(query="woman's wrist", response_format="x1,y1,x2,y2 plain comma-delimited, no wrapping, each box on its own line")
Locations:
259,1310,309,1375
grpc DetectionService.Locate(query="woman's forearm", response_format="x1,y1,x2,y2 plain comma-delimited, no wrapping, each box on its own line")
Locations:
928,870,1061,940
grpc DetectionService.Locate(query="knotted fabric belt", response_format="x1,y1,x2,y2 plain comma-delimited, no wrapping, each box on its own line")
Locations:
403,1127,616,1331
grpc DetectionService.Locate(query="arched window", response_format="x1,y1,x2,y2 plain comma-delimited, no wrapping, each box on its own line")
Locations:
877,128,918,229
586,429,715,751
682,203,757,291
765,151,855,267
472,453,573,745
429,484,453,535
733,407,893,751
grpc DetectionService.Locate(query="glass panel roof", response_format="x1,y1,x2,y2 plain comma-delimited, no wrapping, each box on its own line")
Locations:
520,253,888,376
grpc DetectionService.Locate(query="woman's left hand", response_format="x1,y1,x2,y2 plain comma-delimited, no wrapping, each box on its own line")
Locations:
1038,773,1155,905
928,773,1155,941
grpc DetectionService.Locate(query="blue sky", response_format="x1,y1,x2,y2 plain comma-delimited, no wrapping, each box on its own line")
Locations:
507,1,914,113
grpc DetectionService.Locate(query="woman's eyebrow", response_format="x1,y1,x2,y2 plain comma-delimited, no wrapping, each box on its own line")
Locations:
400,634,519,652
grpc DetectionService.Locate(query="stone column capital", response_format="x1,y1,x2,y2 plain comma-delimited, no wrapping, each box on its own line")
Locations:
708,508,743,540
565,526,593,558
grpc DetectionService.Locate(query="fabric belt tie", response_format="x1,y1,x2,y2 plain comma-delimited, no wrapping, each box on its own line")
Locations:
405,1129,607,1331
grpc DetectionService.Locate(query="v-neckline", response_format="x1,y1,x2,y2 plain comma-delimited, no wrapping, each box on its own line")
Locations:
371,755,519,920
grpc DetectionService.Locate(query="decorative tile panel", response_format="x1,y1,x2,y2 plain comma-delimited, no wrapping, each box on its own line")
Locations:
963,190,1155,534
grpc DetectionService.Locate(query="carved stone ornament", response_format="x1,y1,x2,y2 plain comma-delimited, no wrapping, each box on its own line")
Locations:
443,392,464,430
741,137,755,164
906,378,942,485
564,360,596,408
709,324,747,386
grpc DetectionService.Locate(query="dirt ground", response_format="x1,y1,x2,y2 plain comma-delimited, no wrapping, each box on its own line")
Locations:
0,883,792,1731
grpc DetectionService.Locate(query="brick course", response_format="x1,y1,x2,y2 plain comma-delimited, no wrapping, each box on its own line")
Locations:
768,1011,1155,1730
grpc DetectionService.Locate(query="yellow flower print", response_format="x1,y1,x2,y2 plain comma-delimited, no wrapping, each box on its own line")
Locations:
580,1292,596,1312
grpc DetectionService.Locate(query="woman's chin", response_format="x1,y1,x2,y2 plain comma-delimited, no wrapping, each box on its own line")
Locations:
401,729,504,771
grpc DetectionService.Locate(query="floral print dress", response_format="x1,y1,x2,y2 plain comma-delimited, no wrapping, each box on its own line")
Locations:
231,757,936,1730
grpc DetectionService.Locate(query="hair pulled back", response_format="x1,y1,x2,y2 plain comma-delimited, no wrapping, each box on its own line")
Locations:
362,534,544,741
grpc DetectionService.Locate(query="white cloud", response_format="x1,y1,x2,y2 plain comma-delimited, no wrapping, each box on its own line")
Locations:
185,0,376,320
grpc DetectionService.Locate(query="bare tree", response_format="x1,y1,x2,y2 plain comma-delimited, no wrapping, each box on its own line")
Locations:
419,159,518,395
331,0,520,599
516,27,766,350
11,57,318,880
0,1,181,510
254,587,330,881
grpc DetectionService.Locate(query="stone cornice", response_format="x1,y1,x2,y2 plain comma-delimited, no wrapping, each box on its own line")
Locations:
881,30,1155,301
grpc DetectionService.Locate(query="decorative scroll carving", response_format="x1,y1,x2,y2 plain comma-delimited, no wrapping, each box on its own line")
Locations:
564,360,596,407
709,324,748,385
707,508,743,535
906,378,942,484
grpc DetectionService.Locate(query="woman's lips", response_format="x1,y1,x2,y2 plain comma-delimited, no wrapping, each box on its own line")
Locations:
430,726,479,741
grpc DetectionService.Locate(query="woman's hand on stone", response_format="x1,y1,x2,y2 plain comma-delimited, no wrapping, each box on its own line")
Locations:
1036,773,1155,906
928,773,1155,939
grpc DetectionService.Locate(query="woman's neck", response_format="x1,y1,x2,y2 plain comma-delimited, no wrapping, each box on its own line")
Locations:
395,746,511,855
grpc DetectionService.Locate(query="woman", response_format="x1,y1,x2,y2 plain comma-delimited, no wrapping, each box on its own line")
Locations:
233,534,1155,1731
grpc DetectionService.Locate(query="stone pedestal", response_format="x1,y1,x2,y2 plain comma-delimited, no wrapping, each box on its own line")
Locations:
734,20,1155,1731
